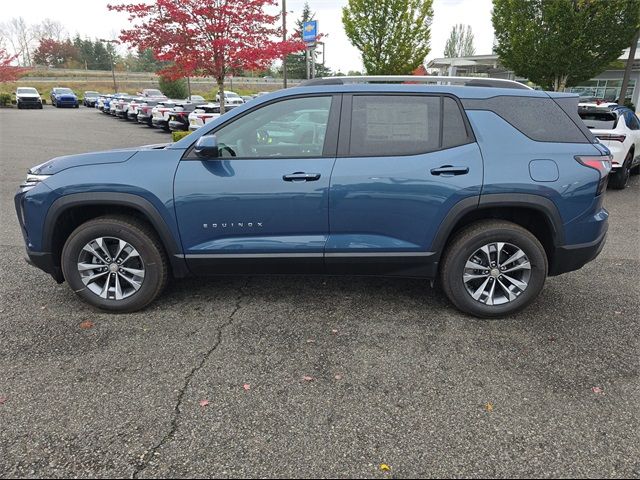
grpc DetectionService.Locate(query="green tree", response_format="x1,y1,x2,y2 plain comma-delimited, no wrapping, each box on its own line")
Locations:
492,0,640,91
92,41,112,70
444,24,475,58
158,75,187,98
135,48,161,72
342,0,433,75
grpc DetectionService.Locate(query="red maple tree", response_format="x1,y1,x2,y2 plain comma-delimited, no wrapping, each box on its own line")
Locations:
0,49,30,83
108,0,305,112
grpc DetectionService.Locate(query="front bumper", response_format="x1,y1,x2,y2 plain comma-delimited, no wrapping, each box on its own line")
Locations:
24,249,64,283
549,227,607,276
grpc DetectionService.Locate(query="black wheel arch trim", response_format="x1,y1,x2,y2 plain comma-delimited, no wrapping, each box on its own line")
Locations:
43,192,190,278
431,193,565,258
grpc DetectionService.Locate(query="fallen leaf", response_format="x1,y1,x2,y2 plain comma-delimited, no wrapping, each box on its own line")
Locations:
331,329,338,335
40,306,46,310
79,321,94,330
334,374,343,380
243,384,250,391
485,402,494,412
199,399,209,407
306,339,316,344
380,463,391,472
614,311,622,315
591,386,604,394
548,336,556,342
302,375,314,382
0,396,7,405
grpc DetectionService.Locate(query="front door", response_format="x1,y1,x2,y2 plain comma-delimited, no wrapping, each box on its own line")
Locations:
174,94,340,275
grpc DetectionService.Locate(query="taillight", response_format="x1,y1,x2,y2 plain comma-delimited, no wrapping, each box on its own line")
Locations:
575,155,612,195
596,134,626,143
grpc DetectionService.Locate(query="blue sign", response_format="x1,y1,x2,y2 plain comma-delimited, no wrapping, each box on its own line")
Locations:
302,20,318,43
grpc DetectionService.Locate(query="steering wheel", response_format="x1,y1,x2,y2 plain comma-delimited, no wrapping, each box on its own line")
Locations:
256,129,271,145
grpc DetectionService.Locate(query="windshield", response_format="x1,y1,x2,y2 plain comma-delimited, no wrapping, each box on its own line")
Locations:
579,111,617,129
145,89,163,96
17,88,38,94
56,88,74,94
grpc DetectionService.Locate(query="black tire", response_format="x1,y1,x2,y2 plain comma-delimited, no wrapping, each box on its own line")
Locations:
61,216,169,313
17,103,22,110
608,152,632,189
38,104,43,109
440,220,548,318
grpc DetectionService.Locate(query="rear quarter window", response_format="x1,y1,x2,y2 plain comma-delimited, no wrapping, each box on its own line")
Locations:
462,96,591,143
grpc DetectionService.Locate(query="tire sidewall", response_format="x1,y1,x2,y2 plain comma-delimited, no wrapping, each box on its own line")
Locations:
61,220,164,312
444,226,548,318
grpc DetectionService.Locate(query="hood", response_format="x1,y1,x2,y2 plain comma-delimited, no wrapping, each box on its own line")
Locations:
17,93,40,98
29,144,170,175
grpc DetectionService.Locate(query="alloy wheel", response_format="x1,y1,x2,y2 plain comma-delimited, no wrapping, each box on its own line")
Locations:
77,236,145,300
463,242,531,305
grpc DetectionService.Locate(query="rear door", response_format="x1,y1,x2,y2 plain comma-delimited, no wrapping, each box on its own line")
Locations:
327,93,483,276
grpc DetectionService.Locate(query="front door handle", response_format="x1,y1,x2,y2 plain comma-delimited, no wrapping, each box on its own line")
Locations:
430,165,470,176
283,172,321,182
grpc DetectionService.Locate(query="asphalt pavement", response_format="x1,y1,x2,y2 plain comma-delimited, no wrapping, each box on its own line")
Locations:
0,106,638,478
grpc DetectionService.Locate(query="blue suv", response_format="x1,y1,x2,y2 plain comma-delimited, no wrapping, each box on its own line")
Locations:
15,77,611,317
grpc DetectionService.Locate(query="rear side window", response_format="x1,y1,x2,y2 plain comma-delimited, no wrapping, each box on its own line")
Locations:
442,97,469,148
349,95,441,156
462,96,590,143
624,111,640,130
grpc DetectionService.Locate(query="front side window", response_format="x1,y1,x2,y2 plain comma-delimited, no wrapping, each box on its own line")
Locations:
212,96,332,158
349,95,441,156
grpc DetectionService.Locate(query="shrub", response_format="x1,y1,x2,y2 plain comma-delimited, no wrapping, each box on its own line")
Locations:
0,93,12,106
172,130,191,142
159,76,188,99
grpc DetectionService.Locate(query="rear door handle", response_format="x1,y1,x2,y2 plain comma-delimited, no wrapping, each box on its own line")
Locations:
283,172,321,182
430,165,470,176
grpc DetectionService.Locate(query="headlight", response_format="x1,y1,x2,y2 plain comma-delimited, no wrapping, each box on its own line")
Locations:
20,173,51,191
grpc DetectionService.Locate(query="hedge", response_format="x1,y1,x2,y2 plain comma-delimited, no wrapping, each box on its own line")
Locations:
172,130,191,142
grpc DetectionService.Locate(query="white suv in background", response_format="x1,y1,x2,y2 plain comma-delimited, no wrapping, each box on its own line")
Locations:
578,103,640,189
215,91,244,106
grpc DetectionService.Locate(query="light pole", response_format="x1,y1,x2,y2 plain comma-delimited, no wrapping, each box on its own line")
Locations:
282,0,287,88
99,39,119,93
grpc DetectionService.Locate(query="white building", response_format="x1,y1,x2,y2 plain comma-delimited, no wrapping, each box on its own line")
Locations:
427,47,639,107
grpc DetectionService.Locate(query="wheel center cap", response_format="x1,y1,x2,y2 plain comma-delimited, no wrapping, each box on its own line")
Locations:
490,268,500,278
109,263,119,273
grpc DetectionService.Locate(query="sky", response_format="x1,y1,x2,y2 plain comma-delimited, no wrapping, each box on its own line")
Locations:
2,0,495,73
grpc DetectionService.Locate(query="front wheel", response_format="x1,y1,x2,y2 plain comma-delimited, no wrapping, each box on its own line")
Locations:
440,220,548,318
61,216,168,312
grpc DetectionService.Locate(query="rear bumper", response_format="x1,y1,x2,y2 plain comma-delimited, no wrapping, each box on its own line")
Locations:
549,226,607,276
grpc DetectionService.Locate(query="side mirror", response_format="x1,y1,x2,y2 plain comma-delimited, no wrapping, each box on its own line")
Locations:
194,135,219,159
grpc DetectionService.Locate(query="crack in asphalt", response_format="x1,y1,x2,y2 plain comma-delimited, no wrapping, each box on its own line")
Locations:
130,279,250,479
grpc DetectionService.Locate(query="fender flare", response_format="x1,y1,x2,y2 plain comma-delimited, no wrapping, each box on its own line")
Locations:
430,193,564,257
43,192,189,277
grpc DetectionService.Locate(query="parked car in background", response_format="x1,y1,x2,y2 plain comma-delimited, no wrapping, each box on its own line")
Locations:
187,103,222,131
136,100,163,126
185,95,206,104
50,88,78,108
15,87,43,109
216,91,244,106
168,103,204,132
138,88,165,98
151,101,178,130
241,95,254,103
579,102,640,189
15,76,611,316
83,91,100,107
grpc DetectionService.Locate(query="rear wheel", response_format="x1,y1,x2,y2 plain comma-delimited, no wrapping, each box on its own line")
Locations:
61,216,168,312
608,152,632,189
440,220,548,318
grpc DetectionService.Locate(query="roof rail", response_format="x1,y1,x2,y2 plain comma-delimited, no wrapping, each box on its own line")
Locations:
300,75,533,90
